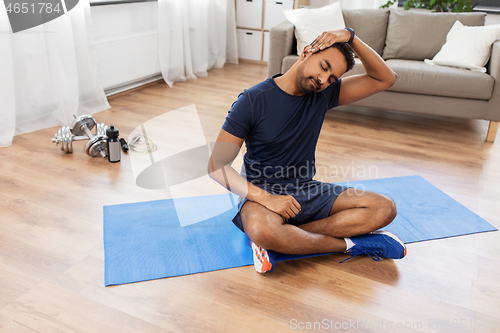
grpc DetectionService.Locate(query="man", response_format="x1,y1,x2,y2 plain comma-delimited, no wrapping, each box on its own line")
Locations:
208,28,406,273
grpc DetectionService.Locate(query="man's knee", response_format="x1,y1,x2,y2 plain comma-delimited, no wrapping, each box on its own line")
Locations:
240,201,283,247
375,195,397,228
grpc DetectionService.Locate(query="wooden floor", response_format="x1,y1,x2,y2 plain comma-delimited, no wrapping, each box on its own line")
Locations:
1,62,499,332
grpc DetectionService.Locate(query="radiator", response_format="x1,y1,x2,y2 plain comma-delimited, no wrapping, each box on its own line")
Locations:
93,29,162,92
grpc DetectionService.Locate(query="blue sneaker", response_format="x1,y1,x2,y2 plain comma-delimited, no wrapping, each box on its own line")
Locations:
251,242,277,273
341,230,407,263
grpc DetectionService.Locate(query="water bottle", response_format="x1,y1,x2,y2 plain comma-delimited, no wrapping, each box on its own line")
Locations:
106,125,121,163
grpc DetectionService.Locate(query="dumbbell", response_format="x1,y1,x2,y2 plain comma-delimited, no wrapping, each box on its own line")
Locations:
52,115,108,157
70,115,108,158
51,125,87,153
52,114,98,153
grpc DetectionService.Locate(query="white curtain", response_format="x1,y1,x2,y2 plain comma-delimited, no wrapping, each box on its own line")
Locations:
0,0,110,148
158,0,238,87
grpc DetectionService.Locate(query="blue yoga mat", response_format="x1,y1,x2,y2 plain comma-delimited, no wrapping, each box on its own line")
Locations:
103,175,496,286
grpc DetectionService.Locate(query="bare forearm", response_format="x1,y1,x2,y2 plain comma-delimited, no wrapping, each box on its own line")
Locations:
350,35,397,86
208,165,272,204
209,165,301,219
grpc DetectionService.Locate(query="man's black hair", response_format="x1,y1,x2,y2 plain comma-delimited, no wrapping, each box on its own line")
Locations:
328,42,355,73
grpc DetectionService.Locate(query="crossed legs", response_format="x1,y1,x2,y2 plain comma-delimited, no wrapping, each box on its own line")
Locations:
240,188,397,255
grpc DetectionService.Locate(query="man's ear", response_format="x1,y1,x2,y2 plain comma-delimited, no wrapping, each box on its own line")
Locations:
300,45,313,59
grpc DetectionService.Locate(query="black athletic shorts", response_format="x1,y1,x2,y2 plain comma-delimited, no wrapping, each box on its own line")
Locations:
232,179,350,233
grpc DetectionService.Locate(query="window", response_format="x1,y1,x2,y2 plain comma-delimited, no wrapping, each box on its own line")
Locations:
394,0,500,12
475,0,500,13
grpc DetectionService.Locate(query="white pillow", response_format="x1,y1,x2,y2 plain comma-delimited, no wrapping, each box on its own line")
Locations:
283,2,345,56
425,20,500,73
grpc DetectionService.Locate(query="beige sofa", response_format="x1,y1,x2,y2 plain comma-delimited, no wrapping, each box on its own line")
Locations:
268,9,500,141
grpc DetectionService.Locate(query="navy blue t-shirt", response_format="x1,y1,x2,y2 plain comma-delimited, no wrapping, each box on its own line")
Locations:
222,74,342,185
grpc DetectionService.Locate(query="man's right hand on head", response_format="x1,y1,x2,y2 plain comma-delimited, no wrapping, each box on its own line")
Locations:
262,194,301,220
309,29,351,53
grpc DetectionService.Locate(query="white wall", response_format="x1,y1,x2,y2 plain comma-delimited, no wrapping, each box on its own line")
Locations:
486,13,500,25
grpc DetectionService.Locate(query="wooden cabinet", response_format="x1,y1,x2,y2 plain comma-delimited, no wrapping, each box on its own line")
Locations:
236,0,295,62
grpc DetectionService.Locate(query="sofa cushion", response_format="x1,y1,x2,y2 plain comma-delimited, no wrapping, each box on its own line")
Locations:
387,60,494,100
283,2,345,56
342,59,493,100
425,21,500,73
342,9,389,56
382,10,486,61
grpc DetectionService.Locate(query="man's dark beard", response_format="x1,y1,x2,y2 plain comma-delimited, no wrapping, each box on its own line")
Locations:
297,75,320,94
296,61,320,94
